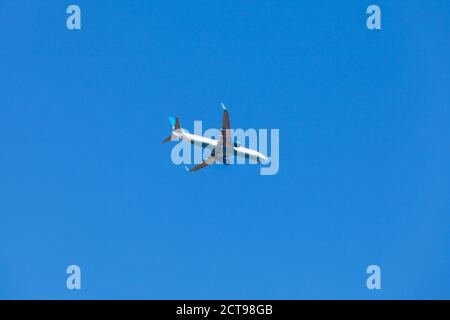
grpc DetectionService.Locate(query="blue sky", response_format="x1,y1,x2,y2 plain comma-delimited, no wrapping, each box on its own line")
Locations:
0,1,449,299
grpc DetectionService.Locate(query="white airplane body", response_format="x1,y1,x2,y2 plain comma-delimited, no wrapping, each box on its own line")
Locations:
163,104,268,172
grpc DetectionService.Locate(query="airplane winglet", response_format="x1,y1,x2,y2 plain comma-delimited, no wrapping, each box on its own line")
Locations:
169,116,176,130
221,103,227,111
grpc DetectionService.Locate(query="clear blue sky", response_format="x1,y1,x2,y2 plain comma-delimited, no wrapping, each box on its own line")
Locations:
0,1,449,299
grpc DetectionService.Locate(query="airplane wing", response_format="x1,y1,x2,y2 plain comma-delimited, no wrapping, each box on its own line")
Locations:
190,161,209,172
187,103,233,171
218,103,234,162
188,155,216,172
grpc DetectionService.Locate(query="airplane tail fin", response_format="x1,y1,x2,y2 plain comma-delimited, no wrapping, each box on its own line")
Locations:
169,116,181,131
162,135,172,143
162,116,181,143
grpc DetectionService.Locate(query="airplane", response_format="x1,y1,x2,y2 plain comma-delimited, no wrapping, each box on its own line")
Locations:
162,103,268,172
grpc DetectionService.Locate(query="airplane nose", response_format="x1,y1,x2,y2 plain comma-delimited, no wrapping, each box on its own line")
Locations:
259,154,269,164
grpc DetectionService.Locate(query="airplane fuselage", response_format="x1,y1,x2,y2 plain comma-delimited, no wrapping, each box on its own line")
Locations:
173,130,268,164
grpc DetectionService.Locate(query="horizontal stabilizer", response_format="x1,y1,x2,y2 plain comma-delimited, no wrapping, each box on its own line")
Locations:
162,135,172,143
